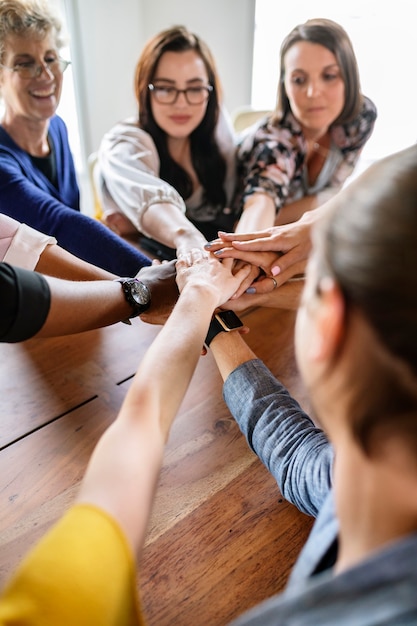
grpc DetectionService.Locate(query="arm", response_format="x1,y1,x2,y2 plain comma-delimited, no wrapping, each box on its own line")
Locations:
34,243,116,280
140,202,207,252
0,207,178,321
274,194,319,225
0,155,151,276
40,261,179,331
233,121,296,233
97,120,206,252
0,262,137,341
75,250,252,553
0,260,179,342
36,250,180,326
210,332,333,516
234,191,276,233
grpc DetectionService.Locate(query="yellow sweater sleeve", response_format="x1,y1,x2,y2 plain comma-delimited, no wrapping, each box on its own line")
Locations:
0,504,145,626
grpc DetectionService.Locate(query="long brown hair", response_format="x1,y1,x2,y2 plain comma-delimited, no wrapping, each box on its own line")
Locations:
134,25,226,208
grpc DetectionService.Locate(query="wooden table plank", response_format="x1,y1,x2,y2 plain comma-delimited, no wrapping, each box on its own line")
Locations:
0,319,160,448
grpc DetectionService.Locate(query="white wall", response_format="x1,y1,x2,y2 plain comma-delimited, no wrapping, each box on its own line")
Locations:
63,0,143,162
64,0,255,162
140,0,255,115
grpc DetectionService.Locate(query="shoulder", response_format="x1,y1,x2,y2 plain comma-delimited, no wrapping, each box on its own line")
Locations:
49,115,68,134
238,112,301,157
100,117,158,155
331,96,377,150
48,115,71,145
361,95,378,120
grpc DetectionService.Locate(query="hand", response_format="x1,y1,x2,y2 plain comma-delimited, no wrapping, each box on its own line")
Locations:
204,213,315,288
137,260,178,325
176,248,252,309
219,256,263,299
228,258,262,299
221,277,304,312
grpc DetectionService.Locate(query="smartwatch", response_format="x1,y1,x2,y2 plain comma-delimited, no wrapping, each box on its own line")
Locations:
115,277,151,318
205,310,243,348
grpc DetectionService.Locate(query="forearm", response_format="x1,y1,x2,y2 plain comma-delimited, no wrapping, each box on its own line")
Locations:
77,282,219,551
210,330,257,381
37,277,132,337
275,195,319,226
235,193,276,233
35,244,117,280
222,359,333,516
126,283,218,434
141,203,207,252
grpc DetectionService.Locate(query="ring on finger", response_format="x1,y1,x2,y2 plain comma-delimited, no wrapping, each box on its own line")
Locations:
270,276,278,290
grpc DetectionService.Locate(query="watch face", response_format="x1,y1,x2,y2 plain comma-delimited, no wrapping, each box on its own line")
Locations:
130,280,151,306
216,310,244,331
118,278,151,317
130,281,149,306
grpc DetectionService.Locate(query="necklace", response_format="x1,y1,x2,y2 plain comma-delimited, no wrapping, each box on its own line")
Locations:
307,140,329,160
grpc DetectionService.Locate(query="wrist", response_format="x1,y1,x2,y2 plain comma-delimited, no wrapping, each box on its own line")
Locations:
180,282,219,309
173,227,206,251
114,277,151,320
205,310,244,348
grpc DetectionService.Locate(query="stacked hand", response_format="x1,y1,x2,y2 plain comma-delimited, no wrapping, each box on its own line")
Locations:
176,247,252,307
137,259,178,324
204,215,313,295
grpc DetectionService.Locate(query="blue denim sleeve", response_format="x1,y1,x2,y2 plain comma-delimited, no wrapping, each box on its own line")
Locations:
223,359,333,517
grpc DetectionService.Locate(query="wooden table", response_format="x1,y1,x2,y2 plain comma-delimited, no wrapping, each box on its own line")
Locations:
0,305,314,625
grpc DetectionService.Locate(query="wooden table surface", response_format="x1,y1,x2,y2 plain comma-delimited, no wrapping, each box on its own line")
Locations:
0,305,314,625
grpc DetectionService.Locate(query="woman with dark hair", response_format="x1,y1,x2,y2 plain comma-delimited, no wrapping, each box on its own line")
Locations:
231,18,377,234
96,25,238,259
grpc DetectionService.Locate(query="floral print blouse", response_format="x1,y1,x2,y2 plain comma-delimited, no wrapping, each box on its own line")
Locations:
235,95,377,213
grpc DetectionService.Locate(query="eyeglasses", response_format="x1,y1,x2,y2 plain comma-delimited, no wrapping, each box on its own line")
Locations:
0,58,71,80
148,83,213,105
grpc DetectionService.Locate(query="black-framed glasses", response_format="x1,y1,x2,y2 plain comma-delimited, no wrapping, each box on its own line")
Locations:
0,58,71,80
148,83,213,105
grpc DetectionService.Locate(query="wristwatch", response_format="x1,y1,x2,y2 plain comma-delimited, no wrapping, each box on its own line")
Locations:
205,310,243,348
115,277,151,318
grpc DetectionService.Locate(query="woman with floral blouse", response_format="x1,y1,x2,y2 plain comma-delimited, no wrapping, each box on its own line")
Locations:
233,18,377,233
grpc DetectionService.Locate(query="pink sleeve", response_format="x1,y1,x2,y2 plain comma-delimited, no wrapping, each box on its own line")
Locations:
0,213,56,269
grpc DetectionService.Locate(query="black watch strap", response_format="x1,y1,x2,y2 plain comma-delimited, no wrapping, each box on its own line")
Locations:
204,316,224,348
204,311,243,348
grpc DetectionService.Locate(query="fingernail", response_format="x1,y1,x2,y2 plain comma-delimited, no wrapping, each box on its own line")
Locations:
213,249,224,256
271,265,281,276
246,287,256,294
204,242,212,249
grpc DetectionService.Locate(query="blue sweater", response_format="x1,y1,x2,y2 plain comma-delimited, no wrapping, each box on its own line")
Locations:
0,116,150,275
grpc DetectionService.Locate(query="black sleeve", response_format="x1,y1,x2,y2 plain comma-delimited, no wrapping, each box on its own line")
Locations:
0,263,51,343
